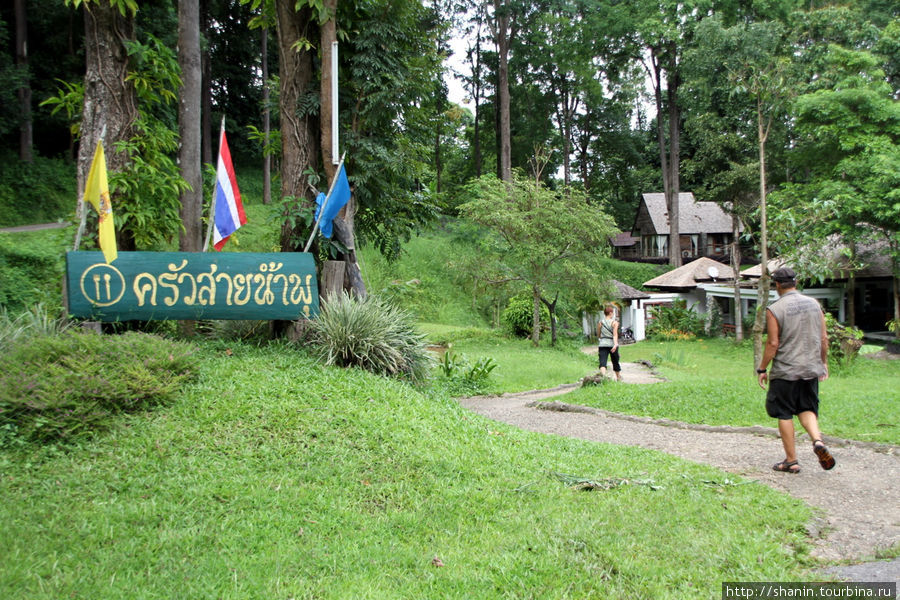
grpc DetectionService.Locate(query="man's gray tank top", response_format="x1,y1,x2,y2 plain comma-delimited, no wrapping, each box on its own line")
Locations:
768,290,826,381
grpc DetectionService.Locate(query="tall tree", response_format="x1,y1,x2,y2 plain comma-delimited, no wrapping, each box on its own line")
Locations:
273,0,318,252
65,0,139,250
770,44,900,337
685,14,793,356
612,0,709,267
178,0,202,253
485,0,515,181
14,0,31,162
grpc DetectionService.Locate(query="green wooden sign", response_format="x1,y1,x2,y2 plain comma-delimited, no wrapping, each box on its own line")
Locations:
66,251,319,321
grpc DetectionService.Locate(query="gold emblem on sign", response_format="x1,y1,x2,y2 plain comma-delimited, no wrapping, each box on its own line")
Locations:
79,263,126,307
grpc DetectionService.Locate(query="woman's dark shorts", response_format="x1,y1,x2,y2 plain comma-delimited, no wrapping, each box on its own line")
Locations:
766,378,819,420
598,347,621,372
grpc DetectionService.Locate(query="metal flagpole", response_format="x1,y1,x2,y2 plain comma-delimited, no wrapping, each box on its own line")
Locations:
202,117,226,252
303,151,347,253
331,41,339,166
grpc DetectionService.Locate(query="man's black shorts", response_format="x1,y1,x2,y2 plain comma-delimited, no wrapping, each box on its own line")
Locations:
766,378,820,420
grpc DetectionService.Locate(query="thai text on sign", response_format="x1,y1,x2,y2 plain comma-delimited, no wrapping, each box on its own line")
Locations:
66,251,320,321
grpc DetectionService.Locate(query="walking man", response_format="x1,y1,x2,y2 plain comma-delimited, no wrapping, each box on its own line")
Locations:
757,267,836,473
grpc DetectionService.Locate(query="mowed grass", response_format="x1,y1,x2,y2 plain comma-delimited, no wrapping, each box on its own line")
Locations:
558,338,900,445
419,323,596,393
0,342,815,599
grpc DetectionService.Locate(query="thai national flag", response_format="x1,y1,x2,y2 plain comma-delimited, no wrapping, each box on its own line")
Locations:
212,127,246,250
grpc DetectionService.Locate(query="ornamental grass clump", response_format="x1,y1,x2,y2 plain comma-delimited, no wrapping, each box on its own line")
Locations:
0,330,198,443
309,292,433,384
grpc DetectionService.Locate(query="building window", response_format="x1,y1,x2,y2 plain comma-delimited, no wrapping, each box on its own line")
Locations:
642,235,668,257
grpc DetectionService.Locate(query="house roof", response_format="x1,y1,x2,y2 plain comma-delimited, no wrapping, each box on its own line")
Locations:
637,192,736,235
610,231,639,247
742,239,893,281
610,279,650,300
643,257,735,289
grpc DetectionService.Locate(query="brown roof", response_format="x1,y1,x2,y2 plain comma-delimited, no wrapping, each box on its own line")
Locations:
638,192,736,235
742,239,892,280
610,231,639,247
643,257,735,289
610,279,650,300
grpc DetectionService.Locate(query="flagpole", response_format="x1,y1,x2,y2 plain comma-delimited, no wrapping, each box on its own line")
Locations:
74,126,106,251
203,117,226,252
303,151,347,253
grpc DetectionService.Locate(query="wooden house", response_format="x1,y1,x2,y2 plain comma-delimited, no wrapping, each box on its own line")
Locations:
630,193,740,262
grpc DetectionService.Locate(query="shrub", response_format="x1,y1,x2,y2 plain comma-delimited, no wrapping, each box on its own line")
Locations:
0,330,198,443
646,300,705,339
309,292,433,384
502,294,549,338
825,313,864,365
0,303,71,352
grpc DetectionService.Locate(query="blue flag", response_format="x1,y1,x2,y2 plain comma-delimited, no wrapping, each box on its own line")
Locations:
314,164,351,239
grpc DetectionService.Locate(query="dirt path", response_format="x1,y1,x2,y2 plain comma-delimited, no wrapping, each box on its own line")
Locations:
458,361,900,580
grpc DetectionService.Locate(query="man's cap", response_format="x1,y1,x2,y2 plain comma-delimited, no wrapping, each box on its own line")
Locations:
771,267,796,283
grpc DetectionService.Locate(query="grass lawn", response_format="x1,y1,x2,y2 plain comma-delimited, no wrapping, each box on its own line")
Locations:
0,342,817,599
559,338,900,446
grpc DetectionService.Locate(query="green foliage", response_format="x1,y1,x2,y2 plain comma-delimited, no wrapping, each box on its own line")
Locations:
340,0,445,259
502,294,549,338
824,312,864,365
39,80,84,139
432,348,497,396
0,331,197,443
888,318,900,336
111,118,188,248
308,292,434,384
0,153,76,227
63,0,139,16
0,228,69,314
0,304,71,352
458,173,618,343
646,300,705,339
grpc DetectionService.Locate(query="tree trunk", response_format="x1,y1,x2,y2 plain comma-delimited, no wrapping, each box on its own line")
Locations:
892,248,900,338
731,214,744,342
14,0,32,163
531,284,541,346
494,0,511,182
541,293,558,347
665,46,681,268
275,0,318,252
650,50,672,262
752,99,771,368
76,3,138,250
261,26,271,205
473,32,483,177
178,0,203,253
200,0,212,165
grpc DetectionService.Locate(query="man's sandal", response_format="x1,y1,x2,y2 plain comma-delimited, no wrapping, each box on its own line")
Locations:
773,460,800,473
812,440,836,470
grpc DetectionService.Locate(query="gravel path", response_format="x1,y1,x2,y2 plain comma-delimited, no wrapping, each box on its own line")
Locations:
458,361,900,581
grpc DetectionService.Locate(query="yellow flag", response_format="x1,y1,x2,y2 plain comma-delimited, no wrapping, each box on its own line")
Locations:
84,141,117,263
